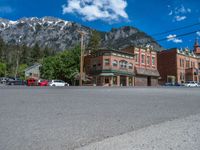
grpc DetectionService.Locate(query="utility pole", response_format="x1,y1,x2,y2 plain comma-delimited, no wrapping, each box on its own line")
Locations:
15,36,22,79
78,31,86,86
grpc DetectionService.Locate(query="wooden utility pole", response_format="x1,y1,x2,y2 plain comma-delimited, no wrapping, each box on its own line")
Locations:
15,37,22,79
78,31,86,86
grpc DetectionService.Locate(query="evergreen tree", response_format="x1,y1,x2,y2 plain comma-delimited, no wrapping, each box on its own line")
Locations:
43,46,51,58
87,31,101,52
30,43,41,63
20,44,29,64
0,37,5,61
0,62,6,77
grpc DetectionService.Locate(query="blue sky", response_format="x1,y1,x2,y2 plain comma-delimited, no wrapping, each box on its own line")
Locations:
0,0,200,49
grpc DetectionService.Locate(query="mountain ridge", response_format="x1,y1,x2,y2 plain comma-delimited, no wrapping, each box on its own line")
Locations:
0,17,163,51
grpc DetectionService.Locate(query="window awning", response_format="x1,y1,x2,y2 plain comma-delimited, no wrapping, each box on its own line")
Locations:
135,68,160,77
99,73,114,76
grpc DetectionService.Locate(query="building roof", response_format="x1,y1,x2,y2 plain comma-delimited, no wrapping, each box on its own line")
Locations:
24,63,42,72
123,45,157,52
159,48,197,58
90,49,134,57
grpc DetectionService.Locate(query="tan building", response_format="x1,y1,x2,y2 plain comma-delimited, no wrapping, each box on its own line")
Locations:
85,49,135,86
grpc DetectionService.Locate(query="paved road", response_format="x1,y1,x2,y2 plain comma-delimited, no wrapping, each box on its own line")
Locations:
0,87,200,150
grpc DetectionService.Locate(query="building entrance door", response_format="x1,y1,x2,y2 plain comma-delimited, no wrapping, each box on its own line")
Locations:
120,76,126,86
147,76,151,86
167,76,175,84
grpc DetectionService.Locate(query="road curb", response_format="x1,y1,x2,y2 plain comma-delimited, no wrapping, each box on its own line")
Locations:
76,114,200,150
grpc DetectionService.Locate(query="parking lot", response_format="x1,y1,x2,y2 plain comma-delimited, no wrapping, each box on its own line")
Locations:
0,87,200,150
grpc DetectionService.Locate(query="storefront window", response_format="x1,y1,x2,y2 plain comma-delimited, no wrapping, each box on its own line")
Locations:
113,76,117,85
105,77,109,84
129,77,133,86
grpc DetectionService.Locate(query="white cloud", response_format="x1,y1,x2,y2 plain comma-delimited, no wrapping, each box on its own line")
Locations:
168,10,173,16
197,31,200,37
62,0,129,22
0,6,14,14
174,5,191,14
174,15,186,21
168,4,191,22
167,34,183,43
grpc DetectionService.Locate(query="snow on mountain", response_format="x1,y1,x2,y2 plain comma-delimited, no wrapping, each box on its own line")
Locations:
0,17,163,51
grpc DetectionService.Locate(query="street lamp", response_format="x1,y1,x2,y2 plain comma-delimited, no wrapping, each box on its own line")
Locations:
78,31,87,86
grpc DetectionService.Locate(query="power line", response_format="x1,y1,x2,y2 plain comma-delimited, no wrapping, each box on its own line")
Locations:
156,29,200,42
151,22,200,36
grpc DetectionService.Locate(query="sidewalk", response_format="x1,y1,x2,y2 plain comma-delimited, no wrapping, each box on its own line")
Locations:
77,114,200,150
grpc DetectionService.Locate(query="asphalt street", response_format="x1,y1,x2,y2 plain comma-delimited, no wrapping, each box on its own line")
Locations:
0,87,200,150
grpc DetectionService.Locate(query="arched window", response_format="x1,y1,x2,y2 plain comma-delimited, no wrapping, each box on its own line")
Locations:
128,63,133,69
119,60,128,69
112,60,118,67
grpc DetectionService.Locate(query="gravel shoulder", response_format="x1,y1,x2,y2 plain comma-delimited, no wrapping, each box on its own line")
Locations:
77,113,200,150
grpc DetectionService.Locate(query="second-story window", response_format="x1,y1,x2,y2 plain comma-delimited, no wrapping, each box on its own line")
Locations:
180,59,182,67
135,53,139,63
119,60,127,69
141,54,145,64
152,57,155,66
186,60,190,68
191,61,195,68
180,59,184,67
147,56,150,65
104,59,110,65
112,60,118,67
128,63,133,69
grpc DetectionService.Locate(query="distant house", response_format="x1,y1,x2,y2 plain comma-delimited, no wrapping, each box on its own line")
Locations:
25,63,42,80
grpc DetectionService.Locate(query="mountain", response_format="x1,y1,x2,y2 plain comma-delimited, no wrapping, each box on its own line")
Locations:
0,17,163,51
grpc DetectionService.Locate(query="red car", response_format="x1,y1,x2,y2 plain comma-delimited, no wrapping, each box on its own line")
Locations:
27,78,37,86
38,79,48,86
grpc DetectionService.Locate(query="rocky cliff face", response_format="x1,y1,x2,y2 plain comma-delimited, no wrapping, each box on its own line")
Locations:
0,17,163,51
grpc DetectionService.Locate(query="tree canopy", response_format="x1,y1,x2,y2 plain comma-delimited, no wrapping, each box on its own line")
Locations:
40,46,81,84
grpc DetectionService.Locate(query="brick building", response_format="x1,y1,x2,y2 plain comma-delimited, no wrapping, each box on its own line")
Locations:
123,46,160,86
157,47,200,85
85,49,135,86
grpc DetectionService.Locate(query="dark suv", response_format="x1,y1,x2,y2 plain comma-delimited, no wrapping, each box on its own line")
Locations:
6,80,26,86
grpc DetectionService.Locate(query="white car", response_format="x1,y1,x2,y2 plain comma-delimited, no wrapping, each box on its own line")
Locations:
184,81,199,87
49,80,69,87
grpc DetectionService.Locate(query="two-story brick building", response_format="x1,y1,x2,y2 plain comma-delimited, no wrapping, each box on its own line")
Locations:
123,46,160,86
85,49,135,86
157,47,199,84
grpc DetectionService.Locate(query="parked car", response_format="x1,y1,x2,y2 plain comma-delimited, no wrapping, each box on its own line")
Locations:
6,80,26,86
38,79,48,86
184,81,199,87
27,78,37,86
164,82,182,86
164,82,175,86
0,77,7,84
49,80,69,87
